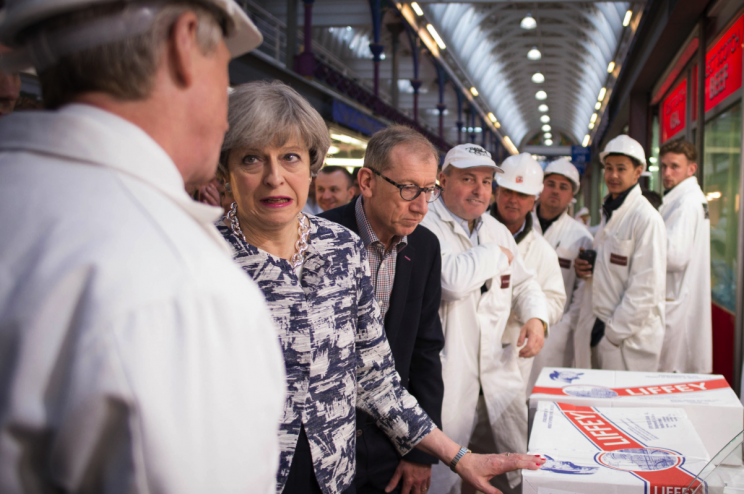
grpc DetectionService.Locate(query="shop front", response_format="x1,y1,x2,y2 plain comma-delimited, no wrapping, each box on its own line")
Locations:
648,11,744,387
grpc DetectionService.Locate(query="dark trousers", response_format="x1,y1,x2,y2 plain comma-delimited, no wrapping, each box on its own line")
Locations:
283,426,323,494
353,422,402,494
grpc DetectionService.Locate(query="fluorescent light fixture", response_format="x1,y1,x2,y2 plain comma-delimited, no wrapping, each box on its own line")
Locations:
542,124,551,131
536,90,547,100
411,2,424,16
545,139,553,146
538,104,548,112
588,122,595,129
544,132,552,139
426,24,446,49
326,158,364,166
470,86,479,97
595,102,601,110
648,165,659,172
520,14,537,30
527,47,541,60
623,10,632,27
540,115,550,123
590,113,598,123
494,121,501,129
331,133,366,147
327,146,340,155
649,157,658,163
532,72,545,84
582,134,590,147
503,136,518,154
598,87,606,101
488,112,497,123
707,191,722,201
607,61,615,73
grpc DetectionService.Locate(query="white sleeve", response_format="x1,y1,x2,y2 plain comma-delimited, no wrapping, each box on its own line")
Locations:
0,267,285,494
665,201,699,273
540,247,568,327
438,239,510,302
510,249,550,327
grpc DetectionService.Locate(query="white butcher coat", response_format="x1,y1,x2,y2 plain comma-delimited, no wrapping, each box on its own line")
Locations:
421,199,548,494
530,209,594,389
575,184,667,371
0,104,286,494
658,176,712,373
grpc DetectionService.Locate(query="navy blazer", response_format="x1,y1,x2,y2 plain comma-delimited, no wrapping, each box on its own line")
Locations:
320,200,444,467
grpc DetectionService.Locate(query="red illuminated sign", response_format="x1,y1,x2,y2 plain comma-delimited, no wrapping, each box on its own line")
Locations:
705,15,744,112
661,79,686,142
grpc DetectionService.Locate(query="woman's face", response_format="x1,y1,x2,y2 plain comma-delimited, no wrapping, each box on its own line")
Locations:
227,136,311,232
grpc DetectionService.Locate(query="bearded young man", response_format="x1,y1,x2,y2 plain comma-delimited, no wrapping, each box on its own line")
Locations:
657,139,711,373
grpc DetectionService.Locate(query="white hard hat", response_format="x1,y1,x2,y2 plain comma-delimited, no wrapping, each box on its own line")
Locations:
0,0,262,72
544,158,581,194
600,135,647,171
496,152,544,195
442,144,503,173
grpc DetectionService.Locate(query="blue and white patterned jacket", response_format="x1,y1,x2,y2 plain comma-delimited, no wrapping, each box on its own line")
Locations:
217,216,435,494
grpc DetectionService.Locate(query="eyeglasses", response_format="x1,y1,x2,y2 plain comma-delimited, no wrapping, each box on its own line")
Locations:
370,168,442,203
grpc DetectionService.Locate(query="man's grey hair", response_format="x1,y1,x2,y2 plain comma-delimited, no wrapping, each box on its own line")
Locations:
363,125,439,173
218,80,331,178
34,1,227,109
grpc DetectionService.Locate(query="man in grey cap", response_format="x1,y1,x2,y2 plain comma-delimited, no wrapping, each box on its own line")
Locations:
422,144,549,494
0,2,285,493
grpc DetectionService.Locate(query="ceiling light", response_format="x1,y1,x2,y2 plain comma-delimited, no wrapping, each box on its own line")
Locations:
527,47,542,60
590,113,598,123
588,122,595,129
542,124,551,132
536,90,547,100
623,10,632,27
598,87,606,101
326,158,364,166
607,61,615,73
494,121,501,128
545,139,553,146
426,24,446,49
411,2,424,16
539,104,549,112
648,165,659,172
331,133,366,146
595,102,601,110
532,72,545,84
503,136,518,154
470,86,479,97
649,157,658,163
488,112,497,123
327,146,340,155
582,134,590,147
544,132,552,139
540,115,550,123
520,14,537,30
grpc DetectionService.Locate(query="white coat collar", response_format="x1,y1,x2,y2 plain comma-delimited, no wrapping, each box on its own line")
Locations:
430,197,483,245
603,183,642,229
663,176,700,204
0,104,226,236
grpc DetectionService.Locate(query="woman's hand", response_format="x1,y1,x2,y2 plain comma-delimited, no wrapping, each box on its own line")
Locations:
455,452,544,494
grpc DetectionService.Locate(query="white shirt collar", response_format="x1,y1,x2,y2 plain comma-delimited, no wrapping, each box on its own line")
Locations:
441,200,483,243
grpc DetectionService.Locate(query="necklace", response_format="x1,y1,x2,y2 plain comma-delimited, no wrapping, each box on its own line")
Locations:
227,202,310,268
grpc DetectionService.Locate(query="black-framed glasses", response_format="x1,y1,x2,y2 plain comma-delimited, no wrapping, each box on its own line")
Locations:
370,168,442,203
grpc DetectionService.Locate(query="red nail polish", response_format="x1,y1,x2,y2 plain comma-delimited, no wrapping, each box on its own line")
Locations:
535,463,541,466
534,455,540,457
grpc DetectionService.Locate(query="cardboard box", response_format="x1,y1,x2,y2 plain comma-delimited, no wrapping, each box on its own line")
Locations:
523,402,710,494
529,368,744,460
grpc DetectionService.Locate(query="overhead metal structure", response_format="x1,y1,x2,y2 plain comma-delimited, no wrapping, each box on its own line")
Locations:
425,1,633,148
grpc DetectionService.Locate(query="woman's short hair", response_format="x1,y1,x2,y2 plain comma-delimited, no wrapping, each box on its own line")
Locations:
219,81,331,178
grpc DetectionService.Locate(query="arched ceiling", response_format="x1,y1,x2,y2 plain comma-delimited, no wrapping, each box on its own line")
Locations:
425,1,631,147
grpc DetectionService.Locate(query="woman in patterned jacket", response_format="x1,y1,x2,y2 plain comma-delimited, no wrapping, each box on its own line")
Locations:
215,80,544,494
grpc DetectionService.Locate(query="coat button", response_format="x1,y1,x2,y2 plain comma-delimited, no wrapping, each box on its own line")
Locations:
356,429,363,437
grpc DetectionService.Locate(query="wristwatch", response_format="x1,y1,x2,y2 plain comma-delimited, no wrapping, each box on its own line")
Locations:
450,447,471,472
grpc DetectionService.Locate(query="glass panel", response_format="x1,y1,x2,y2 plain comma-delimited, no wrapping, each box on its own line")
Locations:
704,102,741,312
649,114,661,192
686,431,744,493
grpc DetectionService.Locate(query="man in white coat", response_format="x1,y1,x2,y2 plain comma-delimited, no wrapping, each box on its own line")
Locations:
487,153,566,490
422,144,549,494
530,159,594,388
658,139,712,373
574,135,667,371
0,2,285,493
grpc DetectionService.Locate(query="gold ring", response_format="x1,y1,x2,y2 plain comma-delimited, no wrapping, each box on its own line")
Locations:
505,452,511,457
